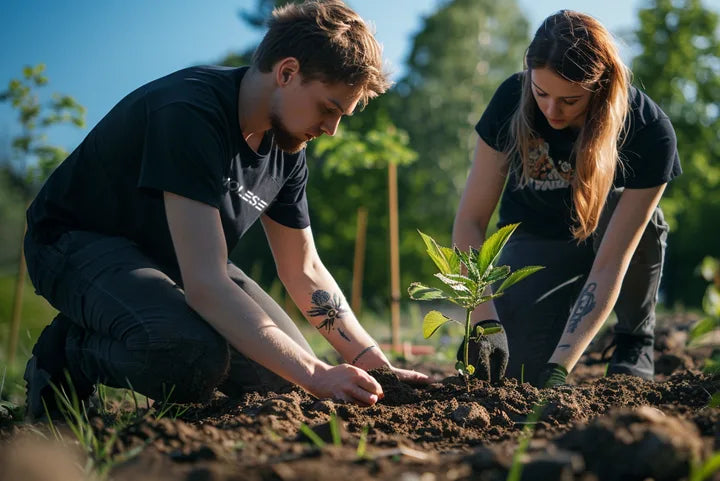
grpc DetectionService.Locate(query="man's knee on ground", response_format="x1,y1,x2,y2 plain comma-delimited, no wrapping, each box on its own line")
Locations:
143,332,231,403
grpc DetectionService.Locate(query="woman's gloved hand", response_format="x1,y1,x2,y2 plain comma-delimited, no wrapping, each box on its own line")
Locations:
456,320,508,382
535,363,568,388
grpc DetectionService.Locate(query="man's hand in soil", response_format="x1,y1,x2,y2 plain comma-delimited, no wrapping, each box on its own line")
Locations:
457,320,509,382
309,363,384,406
535,363,568,388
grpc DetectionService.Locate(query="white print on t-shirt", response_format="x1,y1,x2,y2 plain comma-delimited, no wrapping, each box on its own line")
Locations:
525,138,574,191
223,178,268,211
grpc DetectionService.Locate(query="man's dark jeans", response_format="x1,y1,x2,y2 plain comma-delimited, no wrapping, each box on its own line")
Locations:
24,230,314,403
494,189,669,384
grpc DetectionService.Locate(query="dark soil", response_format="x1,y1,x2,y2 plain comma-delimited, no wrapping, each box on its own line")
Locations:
2,313,719,481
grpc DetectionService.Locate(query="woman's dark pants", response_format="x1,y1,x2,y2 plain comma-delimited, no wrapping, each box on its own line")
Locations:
494,189,668,384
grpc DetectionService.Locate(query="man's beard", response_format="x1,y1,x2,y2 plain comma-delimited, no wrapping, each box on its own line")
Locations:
270,112,307,154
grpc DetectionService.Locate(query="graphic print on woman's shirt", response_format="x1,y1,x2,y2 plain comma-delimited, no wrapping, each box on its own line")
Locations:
526,137,574,191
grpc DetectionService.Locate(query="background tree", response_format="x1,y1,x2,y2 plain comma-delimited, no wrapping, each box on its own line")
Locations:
386,0,530,295
217,0,532,311
218,0,418,316
0,64,86,362
631,0,720,306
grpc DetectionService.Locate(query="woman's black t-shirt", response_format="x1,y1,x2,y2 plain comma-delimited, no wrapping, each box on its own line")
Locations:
27,66,311,268
475,72,682,239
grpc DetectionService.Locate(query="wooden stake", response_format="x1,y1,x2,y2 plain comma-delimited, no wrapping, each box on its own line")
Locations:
388,162,401,352
351,206,368,315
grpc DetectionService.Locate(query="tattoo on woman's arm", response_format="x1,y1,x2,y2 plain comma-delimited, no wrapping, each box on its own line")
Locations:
566,283,597,333
307,289,347,335
351,345,376,365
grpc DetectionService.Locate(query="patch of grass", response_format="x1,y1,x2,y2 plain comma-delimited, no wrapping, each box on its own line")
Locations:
690,451,720,481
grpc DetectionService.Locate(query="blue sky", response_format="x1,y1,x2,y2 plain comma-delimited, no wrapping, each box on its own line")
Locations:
1,0,716,154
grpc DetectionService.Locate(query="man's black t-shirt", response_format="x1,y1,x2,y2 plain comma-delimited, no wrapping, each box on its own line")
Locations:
27,66,311,268
475,72,682,239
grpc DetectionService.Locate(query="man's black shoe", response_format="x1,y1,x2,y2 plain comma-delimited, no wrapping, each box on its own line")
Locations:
24,313,92,421
605,333,654,381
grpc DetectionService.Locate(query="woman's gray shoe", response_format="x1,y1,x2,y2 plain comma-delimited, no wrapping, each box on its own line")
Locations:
605,334,655,381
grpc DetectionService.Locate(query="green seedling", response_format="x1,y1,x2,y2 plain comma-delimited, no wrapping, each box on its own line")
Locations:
409,223,543,379
356,424,370,459
299,423,327,449
506,401,547,481
330,412,341,447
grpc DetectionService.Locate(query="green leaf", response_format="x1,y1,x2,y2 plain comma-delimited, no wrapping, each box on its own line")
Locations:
708,392,720,408
689,316,720,342
699,256,720,283
434,273,472,293
440,247,461,275
477,223,519,276
454,246,480,280
423,310,453,339
485,265,511,283
476,325,502,336
455,360,465,372
408,282,449,301
418,230,452,274
703,285,720,317
495,266,545,294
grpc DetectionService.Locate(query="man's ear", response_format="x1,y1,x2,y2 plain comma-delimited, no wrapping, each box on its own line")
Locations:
275,58,301,86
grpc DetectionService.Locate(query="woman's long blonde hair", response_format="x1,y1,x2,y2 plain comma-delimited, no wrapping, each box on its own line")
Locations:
507,10,630,241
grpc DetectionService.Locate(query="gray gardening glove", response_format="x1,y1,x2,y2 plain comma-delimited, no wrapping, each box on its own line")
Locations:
456,320,509,382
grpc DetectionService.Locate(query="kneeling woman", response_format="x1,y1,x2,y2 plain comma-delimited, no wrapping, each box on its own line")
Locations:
454,10,681,386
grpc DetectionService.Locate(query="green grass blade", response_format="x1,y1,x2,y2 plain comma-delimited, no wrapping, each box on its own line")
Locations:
299,423,327,449
506,401,547,481
356,424,369,459
690,451,720,481
330,413,341,447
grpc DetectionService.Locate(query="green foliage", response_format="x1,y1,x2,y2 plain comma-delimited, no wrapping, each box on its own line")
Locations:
385,0,530,300
0,63,85,196
312,116,416,175
689,257,720,343
409,224,542,376
632,0,720,307
690,451,720,481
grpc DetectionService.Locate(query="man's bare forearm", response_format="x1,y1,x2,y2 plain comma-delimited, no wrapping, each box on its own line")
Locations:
187,277,328,392
282,263,390,371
